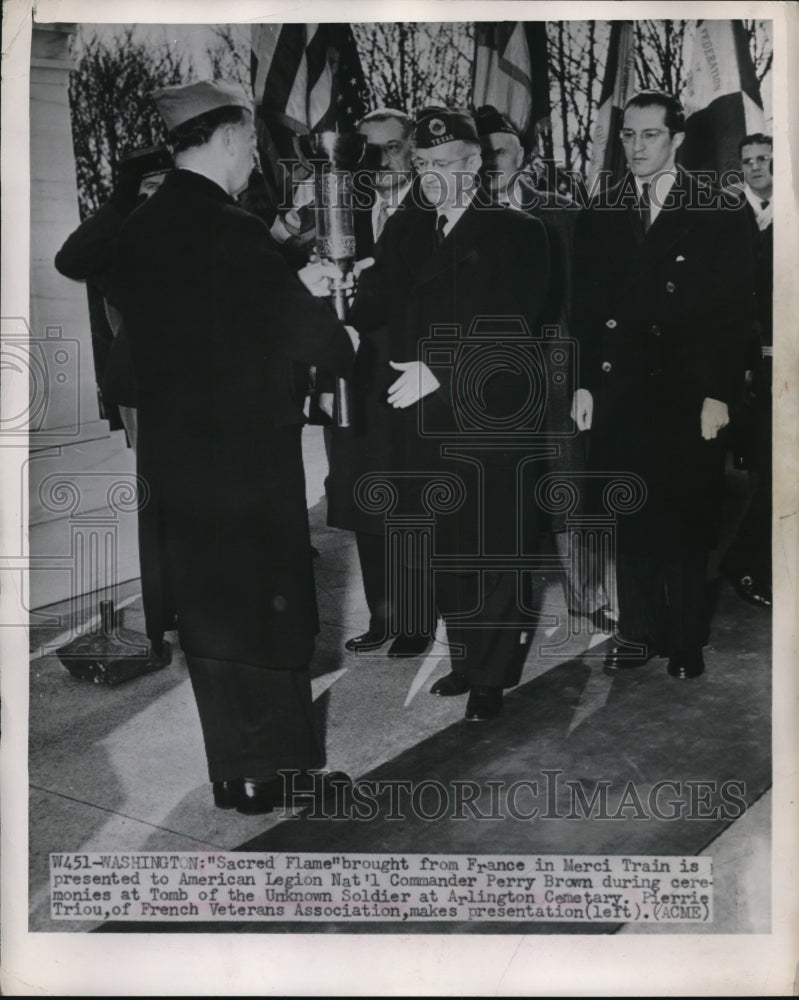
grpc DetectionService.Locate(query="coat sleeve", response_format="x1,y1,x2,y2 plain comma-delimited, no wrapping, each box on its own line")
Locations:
54,201,125,291
685,196,757,406
223,209,355,379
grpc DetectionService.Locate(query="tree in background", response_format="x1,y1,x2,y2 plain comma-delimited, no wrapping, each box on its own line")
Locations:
66,19,773,214
68,27,191,218
351,22,474,113
546,19,772,179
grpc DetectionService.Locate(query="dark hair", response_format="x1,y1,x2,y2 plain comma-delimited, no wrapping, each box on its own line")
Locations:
168,105,249,154
738,132,773,156
357,107,414,139
624,89,686,133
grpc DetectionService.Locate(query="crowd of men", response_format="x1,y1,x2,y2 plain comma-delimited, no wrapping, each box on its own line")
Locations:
55,79,772,815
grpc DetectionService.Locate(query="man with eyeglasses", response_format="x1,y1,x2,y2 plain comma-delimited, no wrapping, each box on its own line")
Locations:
349,107,551,721
571,89,756,681
321,108,428,658
720,134,774,609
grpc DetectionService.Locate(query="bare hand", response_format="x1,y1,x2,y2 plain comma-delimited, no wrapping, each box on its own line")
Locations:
353,256,375,278
571,388,593,430
700,397,729,440
298,260,339,296
387,360,440,408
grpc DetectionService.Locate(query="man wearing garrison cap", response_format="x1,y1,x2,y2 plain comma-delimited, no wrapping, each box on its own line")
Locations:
108,80,355,814
349,106,551,722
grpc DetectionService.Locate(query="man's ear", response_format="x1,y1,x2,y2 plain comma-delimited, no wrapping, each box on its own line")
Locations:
672,131,686,155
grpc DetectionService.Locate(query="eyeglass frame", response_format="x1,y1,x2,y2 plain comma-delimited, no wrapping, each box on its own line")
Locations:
619,128,676,145
411,153,474,172
741,153,772,167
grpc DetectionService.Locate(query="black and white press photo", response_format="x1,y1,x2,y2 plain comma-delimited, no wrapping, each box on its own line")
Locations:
1,0,796,994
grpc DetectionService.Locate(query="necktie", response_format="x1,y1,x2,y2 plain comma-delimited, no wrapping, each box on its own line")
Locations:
639,182,651,234
760,199,770,211
374,199,389,241
435,213,448,249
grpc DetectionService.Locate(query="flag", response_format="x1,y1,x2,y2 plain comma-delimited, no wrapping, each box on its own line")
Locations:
680,19,765,179
472,21,551,154
587,21,636,191
251,23,370,211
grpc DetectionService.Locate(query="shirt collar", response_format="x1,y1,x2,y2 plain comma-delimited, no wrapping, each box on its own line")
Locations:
437,185,478,234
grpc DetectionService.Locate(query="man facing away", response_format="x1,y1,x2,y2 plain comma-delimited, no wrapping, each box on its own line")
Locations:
109,80,355,814
571,89,756,680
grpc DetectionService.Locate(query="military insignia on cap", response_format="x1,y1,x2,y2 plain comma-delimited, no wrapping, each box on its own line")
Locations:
429,118,446,136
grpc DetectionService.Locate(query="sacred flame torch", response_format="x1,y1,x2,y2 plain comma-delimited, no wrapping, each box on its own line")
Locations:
312,131,363,428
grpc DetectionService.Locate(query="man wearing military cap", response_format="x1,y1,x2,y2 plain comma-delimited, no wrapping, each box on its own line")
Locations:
55,143,173,447
109,80,356,814
474,105,618,636
349,106,551,722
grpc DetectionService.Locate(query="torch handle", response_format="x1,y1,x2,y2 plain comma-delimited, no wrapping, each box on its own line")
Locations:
330,273,352,429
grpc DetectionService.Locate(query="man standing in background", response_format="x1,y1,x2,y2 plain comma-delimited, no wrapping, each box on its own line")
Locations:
571,90,756,680
721,133,774,609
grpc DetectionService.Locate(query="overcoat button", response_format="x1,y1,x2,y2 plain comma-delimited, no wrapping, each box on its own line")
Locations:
601,361,612,373
666,281,676,292
605,318,617,329
651,324,661,336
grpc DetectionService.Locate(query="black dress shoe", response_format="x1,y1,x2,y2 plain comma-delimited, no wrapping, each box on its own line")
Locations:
387,634,431,658
429,671,468,696
345,629,386,652
213,780,240,809
465,686,503,722
667,649,705,679
235,771,352,815
735,574,772,608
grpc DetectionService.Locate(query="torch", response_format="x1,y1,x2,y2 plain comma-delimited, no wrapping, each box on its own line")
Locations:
312,131,363,428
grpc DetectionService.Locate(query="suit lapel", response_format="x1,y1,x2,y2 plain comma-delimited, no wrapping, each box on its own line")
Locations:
638,169,693,261
410,199,483,290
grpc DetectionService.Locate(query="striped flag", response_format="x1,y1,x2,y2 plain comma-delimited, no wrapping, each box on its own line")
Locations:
472,21,551,153
587,21,636,191
680,19,765,179
251,23,369,210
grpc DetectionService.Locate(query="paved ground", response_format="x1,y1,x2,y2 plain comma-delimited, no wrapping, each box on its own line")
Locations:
28,426,772,937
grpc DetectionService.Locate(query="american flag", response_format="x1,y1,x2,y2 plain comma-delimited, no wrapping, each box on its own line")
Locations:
472,21,551,154
251,23,370,212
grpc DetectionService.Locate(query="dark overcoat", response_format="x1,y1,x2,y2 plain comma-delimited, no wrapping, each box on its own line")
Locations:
349,186,551,557
109,169,354,669
572,168,756,554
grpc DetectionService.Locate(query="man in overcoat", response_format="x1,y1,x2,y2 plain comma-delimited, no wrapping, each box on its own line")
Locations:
321,107,430,657
571,90,756,679
721,133,773,609
475,105,617,635
349,107,551,721
109,81,355,813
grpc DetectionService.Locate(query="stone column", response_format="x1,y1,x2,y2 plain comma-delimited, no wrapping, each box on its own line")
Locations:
27,23,139,612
